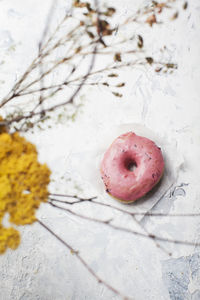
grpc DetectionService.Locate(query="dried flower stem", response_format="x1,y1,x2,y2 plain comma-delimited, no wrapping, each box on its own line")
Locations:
47,200,199,247
37,219,133,300
0,0,184,131
49,193,199,218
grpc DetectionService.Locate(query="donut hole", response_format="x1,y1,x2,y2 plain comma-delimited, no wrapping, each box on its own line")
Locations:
128,161,137,172
125,158,137,172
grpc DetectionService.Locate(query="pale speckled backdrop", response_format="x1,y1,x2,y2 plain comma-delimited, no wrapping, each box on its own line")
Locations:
0,0,200,299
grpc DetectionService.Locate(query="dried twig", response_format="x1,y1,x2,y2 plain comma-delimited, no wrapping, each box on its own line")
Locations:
49,195,172,256
47,200,199,247
37,219,133,300
0,0,184,131
49,193,199,218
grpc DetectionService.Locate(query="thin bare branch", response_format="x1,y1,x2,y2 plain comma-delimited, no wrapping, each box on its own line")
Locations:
0,43,98,127
9,58,164,99
48,194,199,217
0,0,181,116
131,214,172,256
48,201,200,247
37,219,133,300
38,0,58,51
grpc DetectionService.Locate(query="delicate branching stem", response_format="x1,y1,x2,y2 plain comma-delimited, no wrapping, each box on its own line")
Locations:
0,44,98,127
48,201,199,247
38,0,58,51
37,219,133,300
49,193,199,217
131,214,172,256
7,58,161,100
0,0,183,131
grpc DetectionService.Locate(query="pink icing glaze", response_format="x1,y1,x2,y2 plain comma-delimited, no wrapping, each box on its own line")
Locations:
100,132,165,203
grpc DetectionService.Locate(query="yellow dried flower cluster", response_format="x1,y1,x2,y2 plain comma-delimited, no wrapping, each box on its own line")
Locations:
0,126,51,254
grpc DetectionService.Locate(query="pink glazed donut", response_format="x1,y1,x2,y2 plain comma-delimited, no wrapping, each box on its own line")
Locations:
100,132,164,203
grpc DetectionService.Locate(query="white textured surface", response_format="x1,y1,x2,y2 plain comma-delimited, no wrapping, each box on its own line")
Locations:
0,1,200,300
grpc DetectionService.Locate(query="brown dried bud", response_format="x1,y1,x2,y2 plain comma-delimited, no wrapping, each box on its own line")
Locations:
137,35,143,48
155,67,162,72
156,3,167,13
146,14,157,26
171,12,178,20
98,20,113,36
86,31,95,39
116,83,125,87
183,2,188,10
165,63,177,69
114,53,121,62
108,73,118,77
146,57,154,64
73,0,86,8
75,46,82,53
112,92,122,98
104,7,116,17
